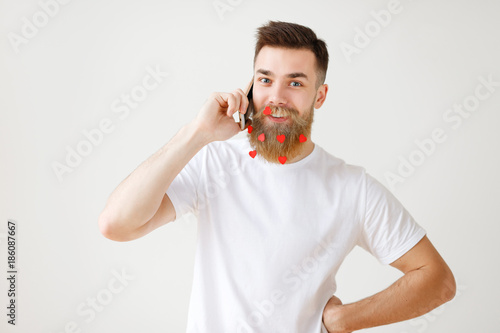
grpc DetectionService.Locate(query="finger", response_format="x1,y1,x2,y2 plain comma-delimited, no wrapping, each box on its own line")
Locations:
213,92,237,118
226,91,242,118
234,88,249,115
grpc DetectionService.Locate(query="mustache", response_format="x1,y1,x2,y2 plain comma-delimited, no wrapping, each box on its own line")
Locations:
254,105,300,119
252,104,309,128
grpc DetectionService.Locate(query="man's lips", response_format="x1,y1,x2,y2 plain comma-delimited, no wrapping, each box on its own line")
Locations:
267,115,289,123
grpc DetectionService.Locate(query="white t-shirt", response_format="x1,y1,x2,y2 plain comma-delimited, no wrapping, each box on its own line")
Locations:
166,138,426,333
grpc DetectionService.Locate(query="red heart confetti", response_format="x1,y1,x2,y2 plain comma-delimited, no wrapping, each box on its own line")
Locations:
258,133,265,142
247,125,253,133
263,106,272,115
278,156,287,164
299,134,307,143
249,150,257,158
276,134,285,143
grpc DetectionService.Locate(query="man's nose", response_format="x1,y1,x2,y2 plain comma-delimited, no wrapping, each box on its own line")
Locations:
268,84,288,107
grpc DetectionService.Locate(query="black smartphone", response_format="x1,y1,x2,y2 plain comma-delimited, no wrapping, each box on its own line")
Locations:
238,78,254,130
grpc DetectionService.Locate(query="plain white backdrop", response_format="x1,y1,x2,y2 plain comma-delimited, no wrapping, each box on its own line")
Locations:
1,0,499,332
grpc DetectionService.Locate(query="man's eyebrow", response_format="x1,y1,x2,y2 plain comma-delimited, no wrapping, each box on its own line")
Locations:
256,69,273,76
287,72,308,80
256,69,309,80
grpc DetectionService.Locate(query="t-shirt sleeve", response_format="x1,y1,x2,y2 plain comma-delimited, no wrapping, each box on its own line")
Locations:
358,173,426,265
165,145,207,220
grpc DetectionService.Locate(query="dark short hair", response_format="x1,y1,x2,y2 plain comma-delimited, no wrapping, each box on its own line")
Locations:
254,21,329,87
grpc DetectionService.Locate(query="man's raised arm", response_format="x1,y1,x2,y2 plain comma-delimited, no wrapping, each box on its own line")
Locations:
98,89,250,242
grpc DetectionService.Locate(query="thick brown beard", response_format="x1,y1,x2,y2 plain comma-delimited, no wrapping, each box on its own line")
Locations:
248,103,314,163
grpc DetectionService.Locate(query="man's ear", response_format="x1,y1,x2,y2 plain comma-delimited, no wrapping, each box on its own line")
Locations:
314,84,328,109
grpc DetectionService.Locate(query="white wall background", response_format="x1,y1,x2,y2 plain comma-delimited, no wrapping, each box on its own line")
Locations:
1,0,499,332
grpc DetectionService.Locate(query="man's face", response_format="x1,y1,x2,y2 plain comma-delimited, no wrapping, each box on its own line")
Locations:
248,46,327,163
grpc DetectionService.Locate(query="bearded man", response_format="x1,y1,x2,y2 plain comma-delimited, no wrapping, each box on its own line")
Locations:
98,21,455,333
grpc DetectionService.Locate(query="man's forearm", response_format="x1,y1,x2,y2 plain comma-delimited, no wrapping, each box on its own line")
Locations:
324,264,456,332
99,120,208,236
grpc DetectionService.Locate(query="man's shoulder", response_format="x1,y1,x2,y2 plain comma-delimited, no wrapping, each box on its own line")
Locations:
314,144,366,177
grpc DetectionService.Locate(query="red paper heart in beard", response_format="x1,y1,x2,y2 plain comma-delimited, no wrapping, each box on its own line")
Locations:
247,125,253,133
299,134,307,143
276,134,285,143
249,150,257,158
263,106,272,115
258,133,265,142
278,156,287,164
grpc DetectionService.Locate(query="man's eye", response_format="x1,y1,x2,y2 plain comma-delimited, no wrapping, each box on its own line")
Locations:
290,81,302,87
260,78,270,84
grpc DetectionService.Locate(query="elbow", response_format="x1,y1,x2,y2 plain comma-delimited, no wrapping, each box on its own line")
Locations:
433,264,456,307
98,211,133,242
441,267,457,303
